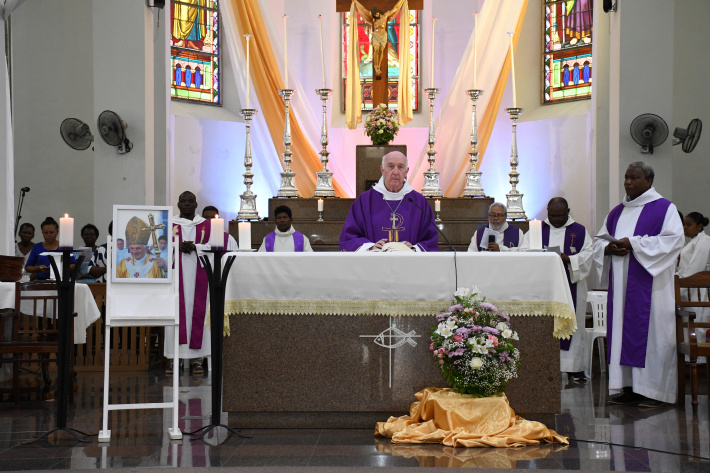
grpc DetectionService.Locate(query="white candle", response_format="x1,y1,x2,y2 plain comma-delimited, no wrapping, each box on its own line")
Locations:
430,18,437,88
318,15,326,89
529,219,542,250
435,199,441,212
317,199,324,212
473,13,478,89
209,215,225,250
284,15,289,89
245,34,251,108
509,31,517,108
238,221,251,251
59,213,74,249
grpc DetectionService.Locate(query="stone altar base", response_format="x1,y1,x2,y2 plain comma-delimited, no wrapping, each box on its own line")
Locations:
224,314,559,429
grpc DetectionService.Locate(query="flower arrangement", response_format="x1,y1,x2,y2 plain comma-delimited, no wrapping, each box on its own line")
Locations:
365,103,400,145
429,286,521,397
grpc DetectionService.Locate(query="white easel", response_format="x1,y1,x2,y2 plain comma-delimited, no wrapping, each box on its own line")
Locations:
98,233,182,442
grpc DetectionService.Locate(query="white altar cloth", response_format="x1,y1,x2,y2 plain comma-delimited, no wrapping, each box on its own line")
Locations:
0,282,100,344
224,252,576,338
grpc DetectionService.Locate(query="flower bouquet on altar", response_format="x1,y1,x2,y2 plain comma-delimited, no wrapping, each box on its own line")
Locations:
429,287,521,397
365,103,399,146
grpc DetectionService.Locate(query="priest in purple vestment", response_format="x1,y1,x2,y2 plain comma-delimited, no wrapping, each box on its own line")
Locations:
339,151,438,252
593,162,684,408
468,203,524,252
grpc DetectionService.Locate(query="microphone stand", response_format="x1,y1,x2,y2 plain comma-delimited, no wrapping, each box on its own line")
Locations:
14,188,28,237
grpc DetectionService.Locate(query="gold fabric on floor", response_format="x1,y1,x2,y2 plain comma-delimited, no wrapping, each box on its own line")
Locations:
375,387,569,448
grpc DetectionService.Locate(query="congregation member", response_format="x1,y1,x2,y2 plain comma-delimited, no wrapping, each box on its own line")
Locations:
25,217,76,280
520,197,593,381
258,205,313,252
115,238,128,266
339,151,438,252
202,205,239,250
15,223,34,282
593,161,684,408
468,203,523,252
86,221,112,283
115,217,166,279
77,223,100,282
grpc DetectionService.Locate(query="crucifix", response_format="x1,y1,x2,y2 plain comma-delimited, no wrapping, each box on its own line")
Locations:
382,213,405,242
336,0,422,108
143,213,166,257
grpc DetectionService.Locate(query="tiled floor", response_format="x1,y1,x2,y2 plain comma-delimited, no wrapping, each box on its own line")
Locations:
0,367,708,471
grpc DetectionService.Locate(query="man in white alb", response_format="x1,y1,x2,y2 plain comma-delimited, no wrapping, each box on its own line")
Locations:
468,203,524,252
258,205,313,252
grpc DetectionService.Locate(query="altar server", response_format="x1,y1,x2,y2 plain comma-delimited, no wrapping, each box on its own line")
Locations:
259,205,313,252
520,197,593,381
468,203,524,252
593,162,684,408
339,151,438,252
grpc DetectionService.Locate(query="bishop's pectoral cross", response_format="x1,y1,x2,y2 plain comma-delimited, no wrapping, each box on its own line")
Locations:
382,213,405,242
143,213,166,257
336,0,422,108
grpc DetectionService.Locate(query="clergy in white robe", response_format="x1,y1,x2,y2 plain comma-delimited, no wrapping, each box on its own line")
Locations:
468,203,523,252
593,162,684,406
258,205,313,252
520,197,593,379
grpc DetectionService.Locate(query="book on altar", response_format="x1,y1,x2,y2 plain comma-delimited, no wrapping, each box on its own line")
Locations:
371,242,415,252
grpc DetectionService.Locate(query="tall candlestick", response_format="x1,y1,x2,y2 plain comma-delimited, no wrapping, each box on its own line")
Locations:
284,15,288,89
245,34,252,109
209,215,225,250
508,31,517,108
529,219,542,250
318,15,326,89
59,213,74,249
238,221,251,251
430,18,437,88
473,13,478,89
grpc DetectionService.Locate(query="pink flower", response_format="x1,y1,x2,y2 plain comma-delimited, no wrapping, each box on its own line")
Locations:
452,335,463,343
429,343,435,351
439,359,444,365
488,335,499,346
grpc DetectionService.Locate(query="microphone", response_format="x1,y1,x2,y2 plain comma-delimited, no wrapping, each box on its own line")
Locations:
21,187,29,192
488,235,496,244
407,197,455,252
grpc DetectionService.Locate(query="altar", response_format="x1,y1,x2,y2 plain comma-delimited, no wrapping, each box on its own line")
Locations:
222,252,574,428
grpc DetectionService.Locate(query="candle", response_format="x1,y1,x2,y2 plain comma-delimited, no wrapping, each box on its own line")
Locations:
318,15,326,89
317,199,324,212
435,199,441,212
283,15,288,89
245,34,251,108
59,213,73,249
473,13,478,89
509,31,517,108
238,221,251,251
209,215,225,250
430,18,437,88
529,219,542,250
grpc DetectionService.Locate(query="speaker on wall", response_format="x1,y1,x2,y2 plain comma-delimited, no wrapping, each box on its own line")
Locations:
603,0,616,12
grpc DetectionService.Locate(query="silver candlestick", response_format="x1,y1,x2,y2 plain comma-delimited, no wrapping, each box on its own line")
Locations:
277,89,298,197
504,108,527,220
313,89,337,198
421,88,443,197
237,108,259,220
462,89,486,197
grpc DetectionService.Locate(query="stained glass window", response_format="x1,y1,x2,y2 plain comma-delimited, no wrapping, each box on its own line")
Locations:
170,0,220,104
543,0,593,104
342,9,420,112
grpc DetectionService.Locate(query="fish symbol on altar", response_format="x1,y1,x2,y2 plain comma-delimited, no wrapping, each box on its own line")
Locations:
361,326,421,348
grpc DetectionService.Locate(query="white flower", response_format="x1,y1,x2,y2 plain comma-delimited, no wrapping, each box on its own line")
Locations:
378,119,386,125
445,318,457,329
454,287,471,298
470,284,481,295
502,329,513,339
496,322,508,332
512,331,519,340
468,337,488,354
469,357,484,369
378,129,384,134
436,323,453,338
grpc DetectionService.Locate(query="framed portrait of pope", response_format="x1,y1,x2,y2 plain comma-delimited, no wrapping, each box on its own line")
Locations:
112,205,173,284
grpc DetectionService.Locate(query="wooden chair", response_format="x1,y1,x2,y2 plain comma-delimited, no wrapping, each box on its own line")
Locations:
0,282,66,404
675,272,710,408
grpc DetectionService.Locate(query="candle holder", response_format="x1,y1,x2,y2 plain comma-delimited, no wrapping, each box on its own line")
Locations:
237,108,260,220
435,210,441,222
504,108,527,220
462,89,486,197
277,89,299,197
313,88,337,198
317,210,324,222
421,88,443,197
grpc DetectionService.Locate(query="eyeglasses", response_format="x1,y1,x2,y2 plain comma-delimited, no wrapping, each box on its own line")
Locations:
489,213,506,218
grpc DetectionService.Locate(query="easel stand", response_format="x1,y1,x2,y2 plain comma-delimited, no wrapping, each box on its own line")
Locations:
184,249,250,441
26,250,91,443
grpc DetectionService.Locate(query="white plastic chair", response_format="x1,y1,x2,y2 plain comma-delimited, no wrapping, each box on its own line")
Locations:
586,291,608,375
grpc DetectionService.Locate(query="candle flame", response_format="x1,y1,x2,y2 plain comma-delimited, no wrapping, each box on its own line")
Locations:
215,214,219,219
64,213,68,218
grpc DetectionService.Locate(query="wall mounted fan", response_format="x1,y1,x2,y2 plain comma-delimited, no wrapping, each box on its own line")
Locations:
630,114,668,154
672,119,702,153
60,118,94,150
97,110,133,154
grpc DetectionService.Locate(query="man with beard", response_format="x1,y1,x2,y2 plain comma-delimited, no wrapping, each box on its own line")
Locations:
468,203,524,252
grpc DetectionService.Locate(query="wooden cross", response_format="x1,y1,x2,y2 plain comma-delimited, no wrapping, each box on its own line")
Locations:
143,213,166,256
336,0,422,109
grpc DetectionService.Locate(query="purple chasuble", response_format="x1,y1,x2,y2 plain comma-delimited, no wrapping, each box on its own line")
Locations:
264,230,305,252
542,221,585,351
339,189,439,252
475,224,521,249
605,198,672,368
174,220,224,350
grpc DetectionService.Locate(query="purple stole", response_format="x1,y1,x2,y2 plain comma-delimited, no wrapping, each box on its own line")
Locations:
174,222,229,350
475,224,520,249
542,221,585,351
264,231,305,252
606,198,671,368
